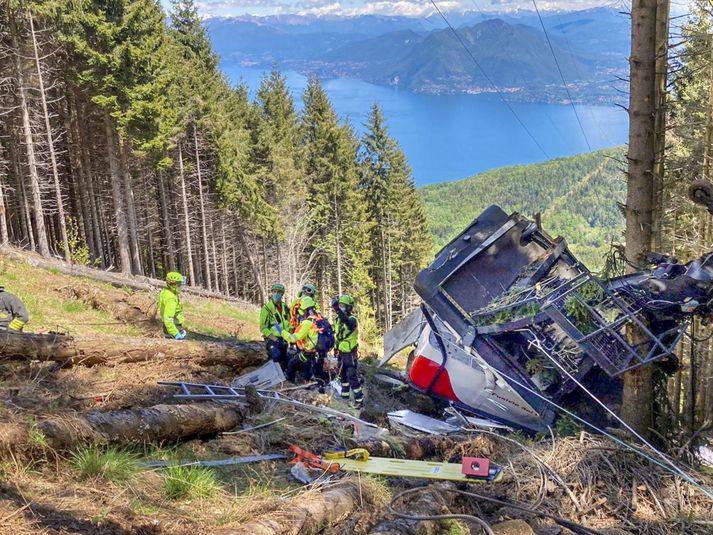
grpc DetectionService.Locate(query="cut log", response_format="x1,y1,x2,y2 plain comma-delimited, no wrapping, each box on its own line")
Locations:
0,331,264,368
217,481,363,535
0,402,244,453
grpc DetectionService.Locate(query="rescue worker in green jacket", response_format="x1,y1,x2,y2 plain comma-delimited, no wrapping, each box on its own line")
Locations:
289,282,318,332
159,271,187,340
259,282,290,369
0,285,29,332
332,294,363,407
278,296,319,383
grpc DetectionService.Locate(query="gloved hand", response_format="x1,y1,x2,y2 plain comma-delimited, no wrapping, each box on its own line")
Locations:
331,298,339,311
175,330,186,340
299,352,309,363
273,323,283,334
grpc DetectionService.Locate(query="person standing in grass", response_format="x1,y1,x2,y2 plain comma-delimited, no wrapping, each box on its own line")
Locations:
259,282,290,369
332,294,363,407
0,285,29,332
160,272,187,340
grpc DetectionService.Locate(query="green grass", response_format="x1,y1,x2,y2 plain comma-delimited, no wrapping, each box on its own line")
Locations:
131,499,160,515
27,418,49,451
162,465,221,500
61,299,89,313
71,445,139,482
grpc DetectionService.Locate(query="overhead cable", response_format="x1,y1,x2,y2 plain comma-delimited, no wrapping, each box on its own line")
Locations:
428,0,550,159
531,0,593,151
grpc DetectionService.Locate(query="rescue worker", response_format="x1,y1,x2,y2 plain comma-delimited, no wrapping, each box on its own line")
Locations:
0,285,29,332
259,282,290,369
332,294,363,407
289,282,318,331
278,296,319,383
159,271,187,340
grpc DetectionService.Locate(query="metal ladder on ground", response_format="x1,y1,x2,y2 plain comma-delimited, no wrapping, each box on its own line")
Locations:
158,381,284,401
158,381,384,438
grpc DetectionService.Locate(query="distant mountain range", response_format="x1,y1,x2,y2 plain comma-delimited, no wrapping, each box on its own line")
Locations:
206,8,629,104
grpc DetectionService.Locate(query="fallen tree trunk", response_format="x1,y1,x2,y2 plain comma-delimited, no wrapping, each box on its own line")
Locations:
217,481,362,535
0,331,264,368
0,402,244,453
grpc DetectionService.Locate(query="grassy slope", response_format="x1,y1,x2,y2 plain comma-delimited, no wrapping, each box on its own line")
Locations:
421,147,626,270
0,255,260,340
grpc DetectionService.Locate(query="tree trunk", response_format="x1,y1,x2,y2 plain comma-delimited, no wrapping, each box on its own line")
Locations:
0,331,264,368
217,481,363,535
210,216,220,293
621,0,661,438
29,13,69,260
104,114,132,274
194,125,212,291
120,141,143,275
66,93,95,260
78,99,105,266
12,15,49,257
0,142,9,245
157,170,176,271
221,220,229,295
177,142,195,284
1,403,244,454
237,225,266,302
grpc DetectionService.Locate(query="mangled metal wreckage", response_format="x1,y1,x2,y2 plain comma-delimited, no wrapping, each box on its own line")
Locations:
384,204,713,433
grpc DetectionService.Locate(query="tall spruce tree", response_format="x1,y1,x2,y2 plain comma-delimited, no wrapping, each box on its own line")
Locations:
359,103,397,330
301,77,373,310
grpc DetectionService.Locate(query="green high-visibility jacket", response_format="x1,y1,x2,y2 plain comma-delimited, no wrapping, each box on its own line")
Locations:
0,288,29,331
259,300,290,338
335,313,358,353
282,316,319,352
159,287,184,337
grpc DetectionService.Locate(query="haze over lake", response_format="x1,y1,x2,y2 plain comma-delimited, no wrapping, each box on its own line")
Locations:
223,63,629,186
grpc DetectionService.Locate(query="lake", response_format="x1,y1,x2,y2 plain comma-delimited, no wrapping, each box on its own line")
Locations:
222,64,629,186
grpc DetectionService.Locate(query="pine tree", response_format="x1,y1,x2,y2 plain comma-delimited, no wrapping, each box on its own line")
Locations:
359,103,397,330
301,77,373,309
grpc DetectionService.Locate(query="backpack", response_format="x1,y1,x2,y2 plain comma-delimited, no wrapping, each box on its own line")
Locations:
313,312,334,353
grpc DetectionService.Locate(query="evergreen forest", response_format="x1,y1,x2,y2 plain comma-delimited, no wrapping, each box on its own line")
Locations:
422,148,627,270
0,0,433,336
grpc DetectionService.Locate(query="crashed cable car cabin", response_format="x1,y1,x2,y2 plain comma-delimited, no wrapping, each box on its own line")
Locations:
385,204,713,433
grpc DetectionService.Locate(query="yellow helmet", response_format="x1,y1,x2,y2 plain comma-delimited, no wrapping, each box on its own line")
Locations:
166,271,185,285
299,296,316,313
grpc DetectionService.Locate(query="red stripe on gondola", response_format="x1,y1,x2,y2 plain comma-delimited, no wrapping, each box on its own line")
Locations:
408,355,457,401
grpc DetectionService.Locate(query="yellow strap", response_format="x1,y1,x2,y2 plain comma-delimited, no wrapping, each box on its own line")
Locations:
335,457,503,483
323,449,369,461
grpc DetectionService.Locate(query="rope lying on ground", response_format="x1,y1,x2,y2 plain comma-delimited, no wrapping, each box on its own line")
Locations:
388,487,607,535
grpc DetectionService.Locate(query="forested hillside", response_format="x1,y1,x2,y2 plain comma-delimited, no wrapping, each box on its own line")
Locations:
0,0,432,334
421,148,626,268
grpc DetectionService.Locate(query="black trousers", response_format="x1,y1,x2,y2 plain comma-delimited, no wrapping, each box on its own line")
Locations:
339,351,362,402
286,351,315,382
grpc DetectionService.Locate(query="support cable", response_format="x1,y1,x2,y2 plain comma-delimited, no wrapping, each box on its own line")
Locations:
429,0,550,159
427,328,713,500
531,0,592,151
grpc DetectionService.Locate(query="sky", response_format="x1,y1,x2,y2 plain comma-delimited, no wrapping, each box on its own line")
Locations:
159,0,637,18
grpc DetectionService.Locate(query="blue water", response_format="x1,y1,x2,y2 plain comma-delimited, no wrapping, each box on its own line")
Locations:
222,64,629,186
